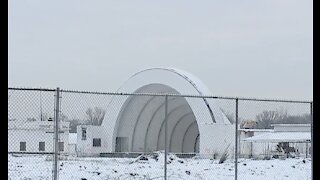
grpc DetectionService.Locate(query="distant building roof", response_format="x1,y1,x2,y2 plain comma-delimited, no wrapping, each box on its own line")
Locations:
241,132,310,143
8,121,70,131
271,124,310,127
239,129,274,132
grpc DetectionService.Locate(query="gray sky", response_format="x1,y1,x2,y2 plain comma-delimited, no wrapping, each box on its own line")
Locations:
8,0,313,101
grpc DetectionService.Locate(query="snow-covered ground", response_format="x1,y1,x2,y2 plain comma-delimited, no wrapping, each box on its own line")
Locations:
8,152,311,180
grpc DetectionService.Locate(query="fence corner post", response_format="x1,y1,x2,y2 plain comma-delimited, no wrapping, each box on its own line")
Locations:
53,87,60,180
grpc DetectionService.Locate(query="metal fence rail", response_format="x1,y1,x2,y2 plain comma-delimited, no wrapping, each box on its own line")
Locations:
8,87,313,180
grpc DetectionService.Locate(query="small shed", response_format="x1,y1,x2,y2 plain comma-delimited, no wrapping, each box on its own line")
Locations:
240,124,311,158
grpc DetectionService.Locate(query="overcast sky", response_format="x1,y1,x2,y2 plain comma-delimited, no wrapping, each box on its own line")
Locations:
8,0,313,100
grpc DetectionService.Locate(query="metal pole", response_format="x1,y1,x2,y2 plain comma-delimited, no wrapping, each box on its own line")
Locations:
164,95,168,180
53,87,60,180
40,91,43,121
310,102,313,180
235,98,239,180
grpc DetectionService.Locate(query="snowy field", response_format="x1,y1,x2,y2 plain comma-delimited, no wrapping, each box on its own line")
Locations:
8,153,311,180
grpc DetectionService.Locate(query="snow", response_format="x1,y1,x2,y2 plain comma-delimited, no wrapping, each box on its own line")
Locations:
8,152,311,180
242,132,311,143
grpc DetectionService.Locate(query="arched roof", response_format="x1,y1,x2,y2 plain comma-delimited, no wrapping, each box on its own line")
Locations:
114,67,230,124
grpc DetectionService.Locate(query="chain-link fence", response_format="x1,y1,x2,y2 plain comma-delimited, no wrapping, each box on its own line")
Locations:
8,87,312,180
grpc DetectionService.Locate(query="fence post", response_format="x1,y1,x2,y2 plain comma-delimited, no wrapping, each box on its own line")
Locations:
310,102,313,180
164,95,168,180
235,98,239,180
53,87,60,180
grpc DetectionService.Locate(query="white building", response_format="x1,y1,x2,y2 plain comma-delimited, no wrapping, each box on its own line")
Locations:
76,68,234,158
76,125,105,157
8,120,70,154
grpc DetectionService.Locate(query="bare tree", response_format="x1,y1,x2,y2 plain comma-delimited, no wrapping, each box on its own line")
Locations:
255,109,288,129
277,113,311,124
85,107,106,125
